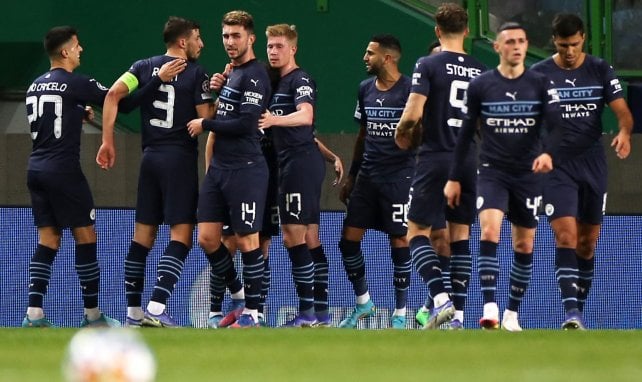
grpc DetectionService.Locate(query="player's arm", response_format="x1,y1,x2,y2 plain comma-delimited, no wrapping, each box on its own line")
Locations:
444,87,480,207
97,60,186,169
340,123,366,204
395,92,426,150
258,102,313,129
609,97,634,159
205,132,216,173
315,137,344,187
535,82,562,173
119,59,186,113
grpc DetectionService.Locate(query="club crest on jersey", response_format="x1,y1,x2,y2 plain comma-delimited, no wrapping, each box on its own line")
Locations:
89,209,96,221
545,203,554,216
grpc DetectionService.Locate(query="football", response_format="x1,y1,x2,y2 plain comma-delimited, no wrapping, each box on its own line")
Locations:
63,329,156,382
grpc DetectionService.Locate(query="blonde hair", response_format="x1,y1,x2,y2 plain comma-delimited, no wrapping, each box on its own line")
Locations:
265,24,298,45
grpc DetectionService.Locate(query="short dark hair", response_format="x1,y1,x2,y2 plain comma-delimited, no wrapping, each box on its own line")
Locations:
552,13,584,38
370,34,402,54
497,21,525,34
435,3,468,34
163,16,200,45
44,26,77,57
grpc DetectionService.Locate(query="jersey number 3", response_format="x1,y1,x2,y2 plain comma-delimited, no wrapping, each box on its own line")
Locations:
150,84,175,129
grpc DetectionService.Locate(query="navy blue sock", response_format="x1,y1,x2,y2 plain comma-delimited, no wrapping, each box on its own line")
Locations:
259,256,270,314
125,241,149,308
410,235,446,300
391,247,411,310
507,252,533,312
287,244,315,314
75,243,100,309
576,256,594,312
450,240,471,311
438,254,452,295
339,238,368,296
150,241,189,305
310,245,329,315
28,245,57,308
478,240,499,304
241,248,264,311
555,247,579,313
207,245,233,312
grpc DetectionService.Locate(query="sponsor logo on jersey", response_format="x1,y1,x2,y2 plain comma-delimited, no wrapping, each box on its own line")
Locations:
296,85,313,98
505,91,517,101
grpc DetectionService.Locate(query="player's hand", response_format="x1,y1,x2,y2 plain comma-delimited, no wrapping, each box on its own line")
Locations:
96,142,116,170
332,156,344,186
83,106,94,122
211,63,232,93
187,118,204,138
258,111,275,129
611,131,631,159
444,180,462,208
158,59,186,82
339,175,354,205
395,122,421,150
532,153,553,173
395,127,412,150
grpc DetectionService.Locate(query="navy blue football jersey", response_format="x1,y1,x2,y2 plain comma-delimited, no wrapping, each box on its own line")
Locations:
26,68,109,172
410,51,486,154
204,59,271,169
451,68,561,179
353,75,415,180
269,68,316,158
129,55,212,150
531,55,625,159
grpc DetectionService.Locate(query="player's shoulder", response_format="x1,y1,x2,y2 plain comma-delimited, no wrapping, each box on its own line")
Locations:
358,76,376,90
288,67,315,86
470,68,495,84
524,67,549,81
530,56,555,72
583,54,613,72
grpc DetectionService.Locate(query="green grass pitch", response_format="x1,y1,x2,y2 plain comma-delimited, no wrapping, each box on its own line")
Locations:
1,328,642,381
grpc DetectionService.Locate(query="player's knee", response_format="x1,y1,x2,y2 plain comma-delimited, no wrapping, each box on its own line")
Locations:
198,232,220,253
513,239,534,254
479,226,500,242
576,238,596,260
554,229,576,248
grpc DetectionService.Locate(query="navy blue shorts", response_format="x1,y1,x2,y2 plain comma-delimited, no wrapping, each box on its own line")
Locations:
408,152,476,229
222,162,279,238
198,162,269,234
28,170,95,228
544,148,607,225
278,147,325,225
135,149,198,226
477,165,543,228
344,172,411,236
